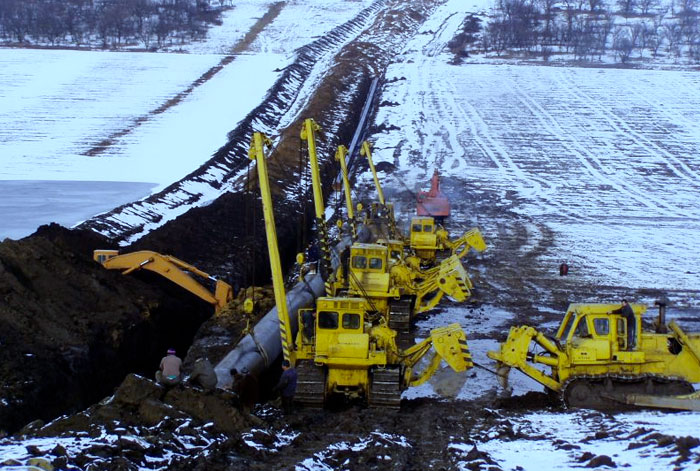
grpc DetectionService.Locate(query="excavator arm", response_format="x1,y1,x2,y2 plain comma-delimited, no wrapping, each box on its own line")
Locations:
93,249,232,314
487,325,565,392
400,323,473,387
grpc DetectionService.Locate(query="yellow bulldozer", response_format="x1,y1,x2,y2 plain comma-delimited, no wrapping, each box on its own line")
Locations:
488,302,700,410
249,130,474,408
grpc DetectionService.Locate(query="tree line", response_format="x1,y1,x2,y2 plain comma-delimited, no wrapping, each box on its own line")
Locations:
0,0,223,49
480,0,700,63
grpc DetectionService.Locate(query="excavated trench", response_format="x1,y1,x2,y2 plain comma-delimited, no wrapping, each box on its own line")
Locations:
0,225,215,434
0,0,465,440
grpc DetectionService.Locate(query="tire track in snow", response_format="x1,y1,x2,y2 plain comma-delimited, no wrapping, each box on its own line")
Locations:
420,58,468,176
450,76,589,223
512,71,683,218
557,70,700,191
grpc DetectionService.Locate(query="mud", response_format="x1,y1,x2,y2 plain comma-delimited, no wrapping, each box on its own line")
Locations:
2,0,699,469
0,224,212,434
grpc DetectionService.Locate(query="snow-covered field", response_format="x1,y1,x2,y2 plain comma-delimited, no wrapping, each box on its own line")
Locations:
1,0,700,468
0,0,374,240
368,0,700,294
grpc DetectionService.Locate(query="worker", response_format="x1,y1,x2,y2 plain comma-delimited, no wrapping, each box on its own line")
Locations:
302,310,316,342
189,357,217,391
156,348,182,386
611,299,636,350
273,360,297,414
231,367,259,412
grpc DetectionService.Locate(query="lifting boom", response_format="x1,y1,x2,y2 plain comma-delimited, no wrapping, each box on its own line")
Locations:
248,132,295,364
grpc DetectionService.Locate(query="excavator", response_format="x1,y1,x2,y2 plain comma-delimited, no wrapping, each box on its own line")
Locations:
488,302,700,410
93,249,233,315
416,169,450,220
249,130,474,408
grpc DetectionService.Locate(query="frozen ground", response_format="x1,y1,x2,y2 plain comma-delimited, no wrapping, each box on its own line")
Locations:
0,0,374,240
0,181,155,240
367,1,700,295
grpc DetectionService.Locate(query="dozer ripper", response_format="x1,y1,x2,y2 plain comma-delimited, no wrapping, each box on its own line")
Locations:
488,303,700,410
249,131,474,408
93,249,233,314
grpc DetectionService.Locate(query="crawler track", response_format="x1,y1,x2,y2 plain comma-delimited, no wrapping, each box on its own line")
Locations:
388,298,413,333
295,361,326,408
561,374,694,410
369,366,402,409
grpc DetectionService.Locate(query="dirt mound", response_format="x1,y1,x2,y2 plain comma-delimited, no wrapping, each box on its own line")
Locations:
0,225,212,434
4,374,259,470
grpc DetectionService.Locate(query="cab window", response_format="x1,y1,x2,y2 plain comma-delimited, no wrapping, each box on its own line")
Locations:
369,257,383,270
560,314,576,340
574,316,590,337
318,311,339,329
412,224,422,232
352,256,367,269
423,225,433,233
593,318,609,336
391,250,401,260
342,313,361,330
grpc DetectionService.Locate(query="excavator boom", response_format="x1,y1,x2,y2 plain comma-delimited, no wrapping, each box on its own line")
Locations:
93,249,232,314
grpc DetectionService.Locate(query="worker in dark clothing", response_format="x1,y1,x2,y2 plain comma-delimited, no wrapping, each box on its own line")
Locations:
273,360,297,414
231,367,259,412
156,348,183,386
302,310,316,342
611,299,636,350
189,357,217,391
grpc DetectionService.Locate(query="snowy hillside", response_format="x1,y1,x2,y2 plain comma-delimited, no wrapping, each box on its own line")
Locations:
1,0,700,469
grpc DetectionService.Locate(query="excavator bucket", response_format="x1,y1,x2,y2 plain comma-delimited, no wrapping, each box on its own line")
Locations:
430,323,473,372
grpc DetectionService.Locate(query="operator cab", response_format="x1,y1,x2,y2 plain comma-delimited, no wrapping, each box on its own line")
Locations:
556,304,645,361
298,297,371,360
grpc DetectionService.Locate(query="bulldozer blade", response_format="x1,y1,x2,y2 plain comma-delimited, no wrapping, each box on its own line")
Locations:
622,390,700,412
